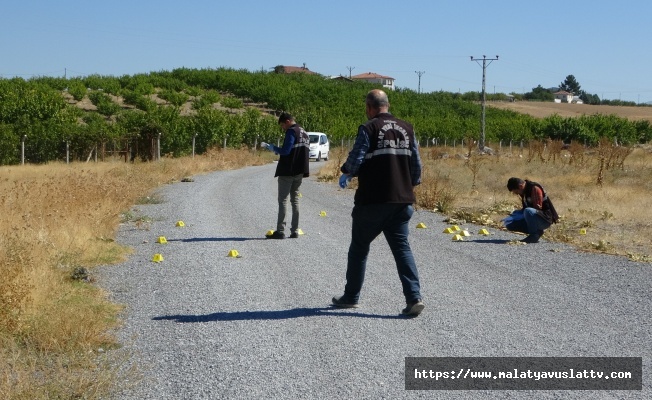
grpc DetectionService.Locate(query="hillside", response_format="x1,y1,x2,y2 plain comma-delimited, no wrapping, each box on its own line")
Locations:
488,101,652,122
2,68,651,165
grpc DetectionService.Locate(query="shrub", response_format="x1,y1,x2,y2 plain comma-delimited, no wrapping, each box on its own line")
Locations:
221,96,244,109
67,79,87,101
88,91,121,116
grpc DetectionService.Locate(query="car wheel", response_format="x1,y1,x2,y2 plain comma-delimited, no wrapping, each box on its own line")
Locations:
316,152,321,162
324,152,328,161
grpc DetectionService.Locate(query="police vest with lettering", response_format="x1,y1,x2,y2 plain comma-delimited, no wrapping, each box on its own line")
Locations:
355,113,416,205
275,125,310,177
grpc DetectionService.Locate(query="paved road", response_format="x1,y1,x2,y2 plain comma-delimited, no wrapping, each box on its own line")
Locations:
99,161,650,399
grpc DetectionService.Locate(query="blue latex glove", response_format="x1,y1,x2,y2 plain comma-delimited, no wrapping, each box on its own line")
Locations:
339,174,351,189
265,143,274,152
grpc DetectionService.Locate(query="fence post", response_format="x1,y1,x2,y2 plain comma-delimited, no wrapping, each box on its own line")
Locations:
157,132,162,161
66,141,70,164
192,133,197,158
21,135,27,165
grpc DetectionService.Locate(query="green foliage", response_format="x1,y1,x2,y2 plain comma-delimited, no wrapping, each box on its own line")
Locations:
580,92,601,105
461,91,481,101
0,123,19,164
634,120,652,143
191,89,222,110
201,90,221,104
560,74,581,94
191,108,229,152
119,73,155,95
159,90,189,107
122,90,157,112
524,85,554,102
220,96,244,109
66,79,87,101
601,99,638,107
184,86,202,97
88,91,121,116
84,74,122,95
0,78,66,123
0,67,649,165
31,76,69,91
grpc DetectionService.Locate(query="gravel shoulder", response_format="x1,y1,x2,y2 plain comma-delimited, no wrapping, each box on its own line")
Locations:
98,161,650,399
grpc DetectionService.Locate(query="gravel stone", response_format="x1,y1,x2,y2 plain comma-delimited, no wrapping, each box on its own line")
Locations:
98,162,651,399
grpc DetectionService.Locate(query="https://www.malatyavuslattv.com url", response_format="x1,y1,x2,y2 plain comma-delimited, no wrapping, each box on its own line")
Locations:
414,367,634,381
405,357,642,390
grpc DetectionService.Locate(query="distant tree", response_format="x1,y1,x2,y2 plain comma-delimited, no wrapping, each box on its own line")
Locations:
524,85,554,101
273,65,286,74
560,75,581,95
461,91,480,101
579,91,601,105
67,79,87,101
88,91,121,116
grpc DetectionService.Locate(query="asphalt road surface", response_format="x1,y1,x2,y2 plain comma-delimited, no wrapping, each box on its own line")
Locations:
98,161,650,399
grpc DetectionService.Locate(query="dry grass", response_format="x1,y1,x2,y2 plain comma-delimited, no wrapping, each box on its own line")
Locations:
415,142,652,261
323,141,652,262
3,142,650,398
0,147,269,400
488,101,652,122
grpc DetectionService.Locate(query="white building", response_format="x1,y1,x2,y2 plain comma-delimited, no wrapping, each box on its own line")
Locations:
351,72,395,90
553,90,573,103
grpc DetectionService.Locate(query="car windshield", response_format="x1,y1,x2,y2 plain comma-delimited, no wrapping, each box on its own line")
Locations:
309,135,319,144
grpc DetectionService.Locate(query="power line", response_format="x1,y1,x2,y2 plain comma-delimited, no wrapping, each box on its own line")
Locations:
470,55,499,151
346,66,355,78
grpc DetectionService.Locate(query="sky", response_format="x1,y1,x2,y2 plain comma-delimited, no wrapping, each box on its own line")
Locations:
2,0,651,103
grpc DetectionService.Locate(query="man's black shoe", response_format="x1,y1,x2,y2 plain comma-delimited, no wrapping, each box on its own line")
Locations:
332,295,359,308
402,300,425,316
265,231,285,239
289,232,299,239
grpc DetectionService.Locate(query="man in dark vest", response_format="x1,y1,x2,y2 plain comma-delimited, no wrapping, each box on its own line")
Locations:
332,89,425,316
263,112,310,239
505,177,559,243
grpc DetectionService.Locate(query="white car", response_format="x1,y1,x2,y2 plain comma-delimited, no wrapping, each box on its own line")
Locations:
308,132,329,161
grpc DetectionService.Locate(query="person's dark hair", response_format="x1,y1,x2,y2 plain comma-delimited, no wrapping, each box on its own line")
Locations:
278,112,294,124
507,177,524,191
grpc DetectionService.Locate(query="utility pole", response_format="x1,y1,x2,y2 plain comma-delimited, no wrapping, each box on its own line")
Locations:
415,70,425,94
346,66,355,78
470,55,499,151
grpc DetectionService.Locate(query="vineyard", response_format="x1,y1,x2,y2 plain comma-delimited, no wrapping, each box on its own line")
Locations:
1,67,652,165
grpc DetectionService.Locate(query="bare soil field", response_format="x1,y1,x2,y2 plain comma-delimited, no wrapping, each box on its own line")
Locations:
488,101,652,122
